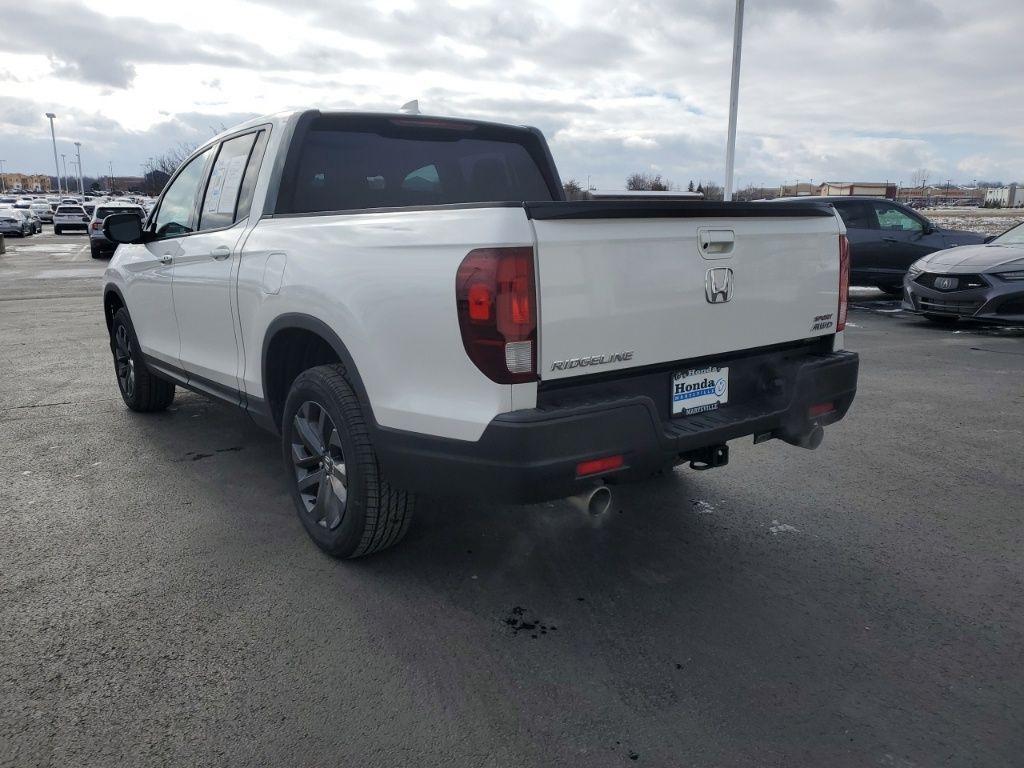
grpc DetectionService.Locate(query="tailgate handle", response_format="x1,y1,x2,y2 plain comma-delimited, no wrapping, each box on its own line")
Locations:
698,229,735,258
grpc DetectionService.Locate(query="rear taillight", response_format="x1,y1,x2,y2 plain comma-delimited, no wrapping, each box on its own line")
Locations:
456,247,537,384
837,234,850,332
91,221,101,230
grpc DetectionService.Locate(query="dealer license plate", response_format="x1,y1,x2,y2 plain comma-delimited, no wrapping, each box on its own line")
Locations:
671,366,729,416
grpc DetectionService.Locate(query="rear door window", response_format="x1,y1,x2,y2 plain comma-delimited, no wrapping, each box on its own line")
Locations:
833,201,877,230
198,132,259,231
280,116,556,214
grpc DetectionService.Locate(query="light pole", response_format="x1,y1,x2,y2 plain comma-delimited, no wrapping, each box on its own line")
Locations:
46,112,61,195
108,161,114,193
0,159,5,193
723,0,745,201
74,141,84,194
61,154,69,196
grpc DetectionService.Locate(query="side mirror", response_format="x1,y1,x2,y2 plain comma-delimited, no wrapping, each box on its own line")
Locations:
922,222,935,235
984,235,995,243
103,212,145,244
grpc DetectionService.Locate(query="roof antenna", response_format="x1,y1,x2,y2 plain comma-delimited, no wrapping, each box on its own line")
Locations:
399,100,420,115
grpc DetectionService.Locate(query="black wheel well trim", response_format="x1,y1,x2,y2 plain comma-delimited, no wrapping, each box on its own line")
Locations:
261,313,374,431
102,283,127,332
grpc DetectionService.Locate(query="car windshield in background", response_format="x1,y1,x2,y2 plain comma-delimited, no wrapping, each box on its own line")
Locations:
56,206,84,214
281,116,557,214
992,222,1024,246
96,206,143,219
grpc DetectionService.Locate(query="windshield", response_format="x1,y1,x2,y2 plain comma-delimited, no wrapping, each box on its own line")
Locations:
991,221,1024,246
96,206,143,219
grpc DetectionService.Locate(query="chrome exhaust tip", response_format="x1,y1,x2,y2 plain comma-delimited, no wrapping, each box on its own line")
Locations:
568,485,612,516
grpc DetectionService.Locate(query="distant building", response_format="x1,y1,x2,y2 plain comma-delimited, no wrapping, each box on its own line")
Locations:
1,173,53,193
777,182,819,197
985,184,1023,207
819,181,897,198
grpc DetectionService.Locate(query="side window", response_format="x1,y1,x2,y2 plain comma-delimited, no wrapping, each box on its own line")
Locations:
153,147,214,238
871,202,923,233
198,133,258,231
834,201,877,230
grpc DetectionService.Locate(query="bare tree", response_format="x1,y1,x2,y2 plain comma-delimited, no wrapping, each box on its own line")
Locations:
697,181,724,201
563,178,590,201
625,172,673,191
154,142,198,176
911,168,930,189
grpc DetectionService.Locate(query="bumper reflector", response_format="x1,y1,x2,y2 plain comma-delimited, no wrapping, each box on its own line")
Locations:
808,402,835,418
576,454,624,478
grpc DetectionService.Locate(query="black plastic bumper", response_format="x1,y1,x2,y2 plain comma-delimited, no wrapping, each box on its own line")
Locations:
374,344,859,503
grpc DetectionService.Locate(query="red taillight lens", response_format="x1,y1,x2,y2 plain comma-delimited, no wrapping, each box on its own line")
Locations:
456,247,537,384
837,234,850,332
91,221,101,230
808,402,835,418
576,454,625,478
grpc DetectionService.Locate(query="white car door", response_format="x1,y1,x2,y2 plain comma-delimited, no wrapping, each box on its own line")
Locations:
128,146,215,369
172,130,268,398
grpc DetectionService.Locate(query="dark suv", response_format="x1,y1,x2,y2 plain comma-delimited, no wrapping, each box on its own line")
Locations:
770,197,987,293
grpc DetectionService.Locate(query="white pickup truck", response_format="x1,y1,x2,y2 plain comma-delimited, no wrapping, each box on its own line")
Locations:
101,110,858,558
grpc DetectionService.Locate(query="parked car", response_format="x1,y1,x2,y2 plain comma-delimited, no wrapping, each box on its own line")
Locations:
53,204,89,235
101,109,858,558
903,220,1024,325
0,209,31,237
10,204,42,233
89,202,144,258
30,201,53,223
769,196,987,293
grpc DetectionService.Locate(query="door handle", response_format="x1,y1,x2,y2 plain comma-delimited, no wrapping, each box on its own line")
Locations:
158,254,172,265
210,245,232,260
882,237,899,244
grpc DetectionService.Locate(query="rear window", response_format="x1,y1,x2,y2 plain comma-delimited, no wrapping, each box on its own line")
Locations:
57,206,84,214
279,116,556,214
96,206,143,219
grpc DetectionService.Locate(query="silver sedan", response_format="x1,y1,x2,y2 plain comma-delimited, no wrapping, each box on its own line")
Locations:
903,222,1024,325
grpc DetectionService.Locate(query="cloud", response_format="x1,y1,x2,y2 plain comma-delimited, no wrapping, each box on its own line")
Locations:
1,0,1023,189
0,1,278,88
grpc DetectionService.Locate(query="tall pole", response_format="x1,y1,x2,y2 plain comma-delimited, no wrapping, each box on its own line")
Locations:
723,0,745,201
108,161,114,193
0,160,5,193
74,141,83,194
46,112,61,195
61,154,69,196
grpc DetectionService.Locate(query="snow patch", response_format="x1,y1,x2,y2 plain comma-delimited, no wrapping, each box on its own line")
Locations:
769,520,799,535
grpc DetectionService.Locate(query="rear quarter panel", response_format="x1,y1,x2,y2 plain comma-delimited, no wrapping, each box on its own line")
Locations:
237,206,536,441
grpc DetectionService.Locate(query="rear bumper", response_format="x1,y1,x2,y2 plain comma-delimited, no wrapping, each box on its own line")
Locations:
375,344,859,503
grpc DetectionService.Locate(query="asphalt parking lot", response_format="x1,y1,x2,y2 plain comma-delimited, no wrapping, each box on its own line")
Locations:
2,228,1022,768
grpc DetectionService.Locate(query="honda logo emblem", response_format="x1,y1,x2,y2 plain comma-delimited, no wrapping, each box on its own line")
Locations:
705,267,734,303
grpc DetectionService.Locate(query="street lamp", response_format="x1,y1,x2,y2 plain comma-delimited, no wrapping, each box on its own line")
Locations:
74,141,83,194
0,159,6,193
46,112,61,195
723,0,745,201
61,153,69,196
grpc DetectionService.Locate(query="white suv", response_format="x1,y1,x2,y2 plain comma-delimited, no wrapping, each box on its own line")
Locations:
53,204,89,235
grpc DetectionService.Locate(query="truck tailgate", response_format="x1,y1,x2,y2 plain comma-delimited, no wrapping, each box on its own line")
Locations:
527,202,843,381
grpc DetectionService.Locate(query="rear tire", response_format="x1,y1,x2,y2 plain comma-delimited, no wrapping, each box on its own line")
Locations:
90,242,101,259
922,313,959,325
54,226,62,235
109,308,176,412
281,364,415,558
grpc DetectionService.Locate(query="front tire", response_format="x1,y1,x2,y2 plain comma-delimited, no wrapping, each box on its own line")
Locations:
282,364,415,558
109,308,176,411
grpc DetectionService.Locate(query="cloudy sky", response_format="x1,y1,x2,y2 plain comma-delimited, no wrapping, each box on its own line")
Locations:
1,0,1021,189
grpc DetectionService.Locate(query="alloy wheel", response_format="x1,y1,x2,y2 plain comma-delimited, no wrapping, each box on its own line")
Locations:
114,324,135,399
291,400,348,530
